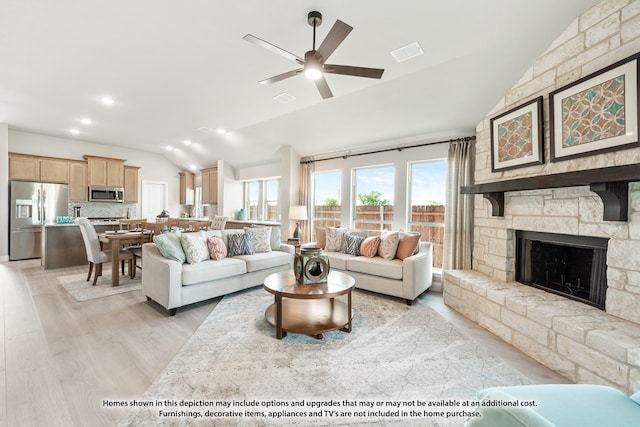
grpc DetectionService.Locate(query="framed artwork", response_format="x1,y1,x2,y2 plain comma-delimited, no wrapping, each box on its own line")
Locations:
550,52,640,162
490,96,544,172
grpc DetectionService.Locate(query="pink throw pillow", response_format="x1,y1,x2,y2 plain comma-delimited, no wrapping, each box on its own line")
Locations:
207,236,227,260
360,236,381,258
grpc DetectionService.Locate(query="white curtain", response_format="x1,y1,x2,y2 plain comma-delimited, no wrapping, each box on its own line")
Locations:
299,162,314,242
443,139,474,271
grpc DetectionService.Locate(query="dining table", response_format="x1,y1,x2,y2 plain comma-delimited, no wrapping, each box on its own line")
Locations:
98,231,147,286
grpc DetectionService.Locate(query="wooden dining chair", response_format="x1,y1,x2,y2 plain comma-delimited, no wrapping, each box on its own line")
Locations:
77,218,135,285
120,220,151,274
119,218,147,231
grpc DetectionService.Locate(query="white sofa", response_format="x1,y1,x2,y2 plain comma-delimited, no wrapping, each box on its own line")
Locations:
312,229,433,304
142,229,294,315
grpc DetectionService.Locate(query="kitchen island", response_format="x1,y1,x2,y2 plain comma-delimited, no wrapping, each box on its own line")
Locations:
43,221,120,270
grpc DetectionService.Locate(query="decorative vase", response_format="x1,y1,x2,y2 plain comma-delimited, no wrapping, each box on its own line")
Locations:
294,247,330,284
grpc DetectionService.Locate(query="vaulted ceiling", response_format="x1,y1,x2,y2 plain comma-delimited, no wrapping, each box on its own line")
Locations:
0,0,600,170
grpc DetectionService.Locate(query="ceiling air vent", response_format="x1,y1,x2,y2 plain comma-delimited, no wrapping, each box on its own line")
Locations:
273,93,296,103
390,41,424,63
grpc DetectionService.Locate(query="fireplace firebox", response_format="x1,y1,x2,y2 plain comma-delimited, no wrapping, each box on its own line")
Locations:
515,231,608,310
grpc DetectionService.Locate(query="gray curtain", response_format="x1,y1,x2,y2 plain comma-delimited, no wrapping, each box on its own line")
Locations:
299,162,314,242
443,139,474,270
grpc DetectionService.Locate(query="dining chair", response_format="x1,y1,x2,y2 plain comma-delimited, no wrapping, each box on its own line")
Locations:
77,218,135,285
119,218,147,231
211,216,228,230
120,219,151,273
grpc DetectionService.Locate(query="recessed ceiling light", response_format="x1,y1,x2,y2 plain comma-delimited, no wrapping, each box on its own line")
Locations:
196,126,215,133
70,128,80,135
183,139,192,145
165,145,174,151
101,96,115,106
81,118,92,125
190,165,197,170
390,41,424,63
216,128,226,135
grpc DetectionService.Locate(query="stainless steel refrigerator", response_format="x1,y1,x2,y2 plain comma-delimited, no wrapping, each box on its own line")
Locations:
9,180,69,260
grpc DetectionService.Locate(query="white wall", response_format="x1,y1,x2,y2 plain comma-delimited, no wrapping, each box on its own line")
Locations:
8,130,183,218
0,124,9,261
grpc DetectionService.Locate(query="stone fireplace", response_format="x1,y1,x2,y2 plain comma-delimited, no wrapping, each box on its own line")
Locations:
515,230,608,310
441,0,640,394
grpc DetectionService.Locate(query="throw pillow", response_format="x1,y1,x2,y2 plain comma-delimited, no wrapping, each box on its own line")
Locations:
325,227,348,252
343,233,365,255
251,224,281,251
207,236,227,260
314,228,326,249
227,232,255,257
245,226,272,253
181,231,209,264
396,232,421,260
360,236,381,258
153,231,186,263
378,230,400,261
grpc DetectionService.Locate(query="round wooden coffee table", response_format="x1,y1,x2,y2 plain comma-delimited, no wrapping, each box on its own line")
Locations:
263,270,356,339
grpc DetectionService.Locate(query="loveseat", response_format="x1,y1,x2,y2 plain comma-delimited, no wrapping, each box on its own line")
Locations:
142,228,294,315
465,384,640,426
312,227,433,304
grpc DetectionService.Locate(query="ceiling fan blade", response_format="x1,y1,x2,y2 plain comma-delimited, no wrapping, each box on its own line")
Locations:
314,75,333,99
258,69,303,85
323,64,385,79
243,34,304,65
315,20,353,63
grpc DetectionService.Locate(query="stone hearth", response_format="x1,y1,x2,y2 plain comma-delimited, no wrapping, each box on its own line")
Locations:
443,270,640,394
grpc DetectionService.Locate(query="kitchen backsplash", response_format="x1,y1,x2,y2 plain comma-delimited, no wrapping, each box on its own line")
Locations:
69,202,137,219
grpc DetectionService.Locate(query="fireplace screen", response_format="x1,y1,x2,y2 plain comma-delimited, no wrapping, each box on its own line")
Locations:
516,230,608,310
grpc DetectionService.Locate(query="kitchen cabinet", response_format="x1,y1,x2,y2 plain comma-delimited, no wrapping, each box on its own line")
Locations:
9,154,41,181
179,171,195,205
124,166,139,203
83,155,125,187
200,167,218,205
40,158,69,183
68,161,88,202
9,153,68,183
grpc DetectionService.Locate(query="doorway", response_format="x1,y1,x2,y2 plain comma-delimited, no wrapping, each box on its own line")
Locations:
141,181,168,221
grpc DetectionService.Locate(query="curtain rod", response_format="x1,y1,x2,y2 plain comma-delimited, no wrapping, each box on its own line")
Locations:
300,135,475,164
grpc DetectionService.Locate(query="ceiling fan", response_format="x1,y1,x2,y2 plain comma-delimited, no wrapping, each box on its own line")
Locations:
243,11,384,99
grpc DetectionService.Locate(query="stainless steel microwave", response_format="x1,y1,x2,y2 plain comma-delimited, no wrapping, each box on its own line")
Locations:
88,186,124,203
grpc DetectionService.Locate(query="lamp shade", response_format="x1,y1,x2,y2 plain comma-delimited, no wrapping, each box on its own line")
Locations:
288,205,308,221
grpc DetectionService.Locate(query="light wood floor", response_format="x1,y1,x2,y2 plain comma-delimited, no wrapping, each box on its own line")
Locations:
0,260,568,427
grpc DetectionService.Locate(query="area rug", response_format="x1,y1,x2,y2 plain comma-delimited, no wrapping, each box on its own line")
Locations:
57,271,141,302
117,289,532,427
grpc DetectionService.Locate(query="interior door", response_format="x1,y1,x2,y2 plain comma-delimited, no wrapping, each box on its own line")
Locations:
141,181,168,221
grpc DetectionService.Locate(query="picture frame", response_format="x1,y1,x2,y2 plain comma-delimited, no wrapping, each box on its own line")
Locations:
490,96,544,172
550,52,640,162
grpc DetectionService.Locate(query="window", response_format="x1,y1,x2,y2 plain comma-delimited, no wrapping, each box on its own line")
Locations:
353,165,394,231
313,171,342,237
408,160,446,269
264,179,279,221
244,179,280,221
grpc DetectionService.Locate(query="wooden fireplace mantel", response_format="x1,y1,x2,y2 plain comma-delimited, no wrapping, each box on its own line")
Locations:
460,164,640,221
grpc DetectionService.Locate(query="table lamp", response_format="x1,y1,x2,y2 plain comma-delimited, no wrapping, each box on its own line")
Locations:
288,205,308,241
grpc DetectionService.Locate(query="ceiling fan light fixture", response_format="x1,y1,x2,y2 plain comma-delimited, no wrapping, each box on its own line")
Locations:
304,67,322,80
